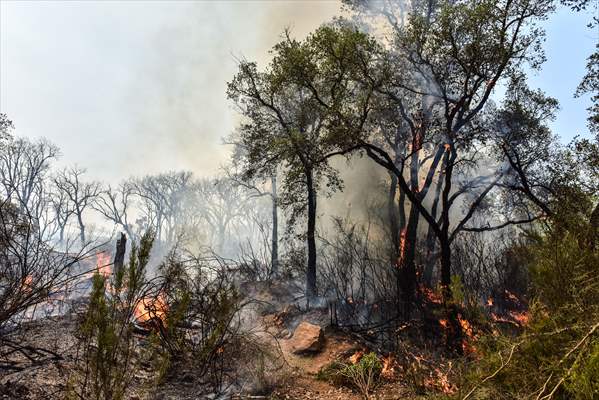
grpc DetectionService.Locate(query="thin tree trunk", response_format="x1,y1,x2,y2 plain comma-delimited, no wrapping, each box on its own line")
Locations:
306,168,317,300
113,233,127,280
77,211,85,244
399,129,422,318
439,144,463,353
423,163,444,287
270,175,279,277
388,173,400,258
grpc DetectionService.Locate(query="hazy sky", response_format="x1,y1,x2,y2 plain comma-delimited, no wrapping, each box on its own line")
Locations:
0,1,595,184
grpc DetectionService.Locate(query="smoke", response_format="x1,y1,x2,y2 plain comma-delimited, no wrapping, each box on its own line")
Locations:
0,1,342,184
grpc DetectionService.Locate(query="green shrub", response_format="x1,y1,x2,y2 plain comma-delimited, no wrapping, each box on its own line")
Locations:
318,352,382,399
68,232,155,400
458,204,599,400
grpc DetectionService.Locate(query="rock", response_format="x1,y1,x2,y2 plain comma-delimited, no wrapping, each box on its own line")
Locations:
289,321,324,354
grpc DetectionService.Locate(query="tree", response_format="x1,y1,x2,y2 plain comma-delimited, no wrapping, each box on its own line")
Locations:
93,182,137,242
332,0,554,335
224,136,281,277
227,25,378,299
130,171,196,245
54,167,101,245
0,114,13,148
0,137,59,233
196,176,253,255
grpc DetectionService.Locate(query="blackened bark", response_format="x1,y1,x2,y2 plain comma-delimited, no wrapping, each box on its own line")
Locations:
401,204,420,318
113,233,127,279
306,168,317,300
388,173,400,258
439,146,463,353
271,175,279,277
423,166,444,287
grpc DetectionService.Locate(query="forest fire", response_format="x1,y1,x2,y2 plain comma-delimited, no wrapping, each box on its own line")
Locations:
134,292,168,326
425,365,456,394
349,349,364,364
398,227,408,267
420,286,443,304
95,251,112,278
381,354,395,379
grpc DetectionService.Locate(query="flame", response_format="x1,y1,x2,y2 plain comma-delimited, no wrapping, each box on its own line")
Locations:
458,315,478,355
349,350,364,364
96,251,112,277
425,366,456,394
504,290,520,303
398,227,408,267
487,297,494,307
134,292,168,325
439,318,448,328
421,286,443,304
509,310,529,325
381,354,395,379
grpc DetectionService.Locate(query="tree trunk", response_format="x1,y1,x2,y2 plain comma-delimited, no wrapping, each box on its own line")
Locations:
270,175,279,277
439,146,463,353
398,130,422,318
77,211,85,245
113,232,127,280
388,173,400,259
306,168,317,300
423,166,444,287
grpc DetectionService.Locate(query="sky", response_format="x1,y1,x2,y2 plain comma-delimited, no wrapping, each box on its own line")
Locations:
0,0,596,184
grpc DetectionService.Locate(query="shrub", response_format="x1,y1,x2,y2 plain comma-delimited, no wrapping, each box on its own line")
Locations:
459,201,599,400
68,232,154,400
318,352,382,399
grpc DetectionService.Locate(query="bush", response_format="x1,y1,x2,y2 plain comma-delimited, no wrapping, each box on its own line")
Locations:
318,352,382,399
459,201,599,400
68,232,154,400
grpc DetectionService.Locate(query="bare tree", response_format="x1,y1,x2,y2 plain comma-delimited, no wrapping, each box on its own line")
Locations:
93,182,136,241
196,177,253,255
0,137,59,234
48,184,74,244
130,171,197,244
54,167,101,245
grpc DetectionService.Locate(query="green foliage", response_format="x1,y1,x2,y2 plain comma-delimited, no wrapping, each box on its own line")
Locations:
68,231,155,400
318,352,382,399
458,200,599,400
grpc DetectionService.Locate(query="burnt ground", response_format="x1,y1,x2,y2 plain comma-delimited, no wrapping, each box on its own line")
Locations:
0,282,452,399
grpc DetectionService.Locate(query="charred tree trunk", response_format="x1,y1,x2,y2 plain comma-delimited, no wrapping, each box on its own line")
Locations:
113,233,127,279
439,144,463,354
399,128,422,318
388,173,400,258
306,167,317,300
423,164,444,287
270,175,279,277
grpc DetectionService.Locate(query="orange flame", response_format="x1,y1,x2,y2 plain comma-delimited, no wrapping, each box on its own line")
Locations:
421,286,443,304
425,366,456,394
509,310,529,325
398,227,408,268
134,292,168,326
349,350,364,364
96,251,112,278
381,354,395,379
